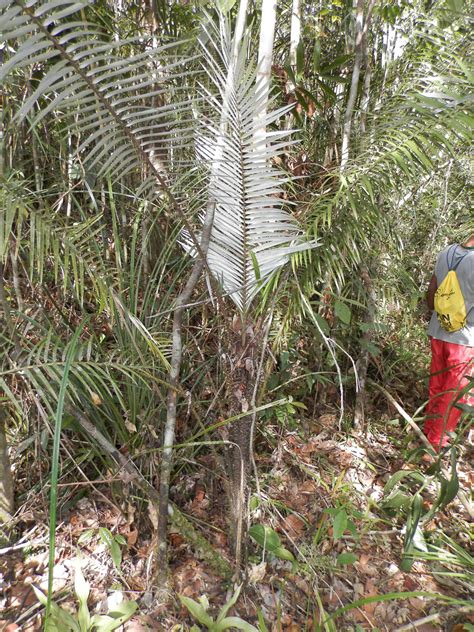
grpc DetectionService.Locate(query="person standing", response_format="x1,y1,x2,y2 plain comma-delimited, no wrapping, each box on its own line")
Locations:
425,227,474,451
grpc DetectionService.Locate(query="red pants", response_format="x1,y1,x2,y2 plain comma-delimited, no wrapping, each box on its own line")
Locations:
424,337,474,450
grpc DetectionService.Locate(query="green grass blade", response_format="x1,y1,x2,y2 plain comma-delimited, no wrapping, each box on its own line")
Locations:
46,322,87,619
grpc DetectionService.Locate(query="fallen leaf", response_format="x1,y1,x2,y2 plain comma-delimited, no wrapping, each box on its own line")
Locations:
148,502,158,530
362,579,378,615
91,392,102,406
248,561,267,584
403,576,419,591
127,528,139,546
281,514,305,539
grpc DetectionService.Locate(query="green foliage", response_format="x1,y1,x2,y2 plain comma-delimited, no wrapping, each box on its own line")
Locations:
381,449,462,571
179,585,259,631
249,524,296,567
78,528,127,570
34,563,137,632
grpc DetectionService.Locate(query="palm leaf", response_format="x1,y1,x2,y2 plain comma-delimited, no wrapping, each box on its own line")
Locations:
0,0,196,200
184,19,318,313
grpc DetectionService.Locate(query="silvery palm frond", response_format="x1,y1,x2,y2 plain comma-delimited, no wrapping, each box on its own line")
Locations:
187,20,318,314
0,0,196,197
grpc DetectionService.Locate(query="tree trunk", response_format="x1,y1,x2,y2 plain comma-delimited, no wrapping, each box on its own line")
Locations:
353,265,376,430
255,0,277,141
225,319,259,571
0,410,14,527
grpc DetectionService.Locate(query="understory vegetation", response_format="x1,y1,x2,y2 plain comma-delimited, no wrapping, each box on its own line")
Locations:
0,0,472,630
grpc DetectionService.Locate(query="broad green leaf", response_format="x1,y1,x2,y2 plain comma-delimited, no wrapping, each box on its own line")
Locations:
218,0,237,13
216,585,242,623
313,312,330,336
249,524,281,551
74,564,91,632
216,617,259,631
257,610,269,632
273,546,296,563
383,470,425,496
382,491,412,510
332,509,347,540
337,552,358,566
296,40,304,77
334,300,351,324
401,494,424,571
179,595,214,628
74,563,90,605
99,528,122,569
91,601,138,632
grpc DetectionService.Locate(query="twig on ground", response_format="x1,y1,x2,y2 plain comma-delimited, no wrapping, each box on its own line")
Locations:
0,537,48,555
393,612,440,631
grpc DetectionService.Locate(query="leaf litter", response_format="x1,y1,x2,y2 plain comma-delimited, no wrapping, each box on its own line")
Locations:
1,410,472,631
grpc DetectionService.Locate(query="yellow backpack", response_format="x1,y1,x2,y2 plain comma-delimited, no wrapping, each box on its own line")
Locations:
434,245,468,333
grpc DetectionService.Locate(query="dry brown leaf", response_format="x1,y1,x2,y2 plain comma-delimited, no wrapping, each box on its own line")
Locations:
148,502,158,530
170,533,184,547
408,597,426,612
248,561,267,584
318,413,337,428
281,514,305,539
362,578,378,615
90,392,102,406
127,528,139,546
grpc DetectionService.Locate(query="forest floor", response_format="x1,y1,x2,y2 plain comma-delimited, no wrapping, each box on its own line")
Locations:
1,400,473,632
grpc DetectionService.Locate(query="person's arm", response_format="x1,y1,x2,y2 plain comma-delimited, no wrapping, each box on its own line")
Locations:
426,274,437,310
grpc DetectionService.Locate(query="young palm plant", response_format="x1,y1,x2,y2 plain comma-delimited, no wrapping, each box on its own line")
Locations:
0,0,315,582
180,15,317,566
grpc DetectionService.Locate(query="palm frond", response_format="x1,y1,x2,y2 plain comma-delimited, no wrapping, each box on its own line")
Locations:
0,0,196,199
184,19,318,313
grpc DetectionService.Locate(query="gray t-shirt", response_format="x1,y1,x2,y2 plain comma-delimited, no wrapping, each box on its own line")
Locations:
428,244,474,347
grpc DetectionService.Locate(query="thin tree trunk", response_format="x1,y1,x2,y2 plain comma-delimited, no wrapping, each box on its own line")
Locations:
156,202,215,587
255,0,277,141
285,0,301,133
340,0,364,169
341,0,376,168
0,410,14,527
359,38,372,135
0,263,17,529
11,255,23,312
353,265,376,430
289,0,301,69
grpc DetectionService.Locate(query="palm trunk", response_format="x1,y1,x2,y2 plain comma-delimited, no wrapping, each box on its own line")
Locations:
156,1,250,585
224,0,277,570
225,320,260,570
